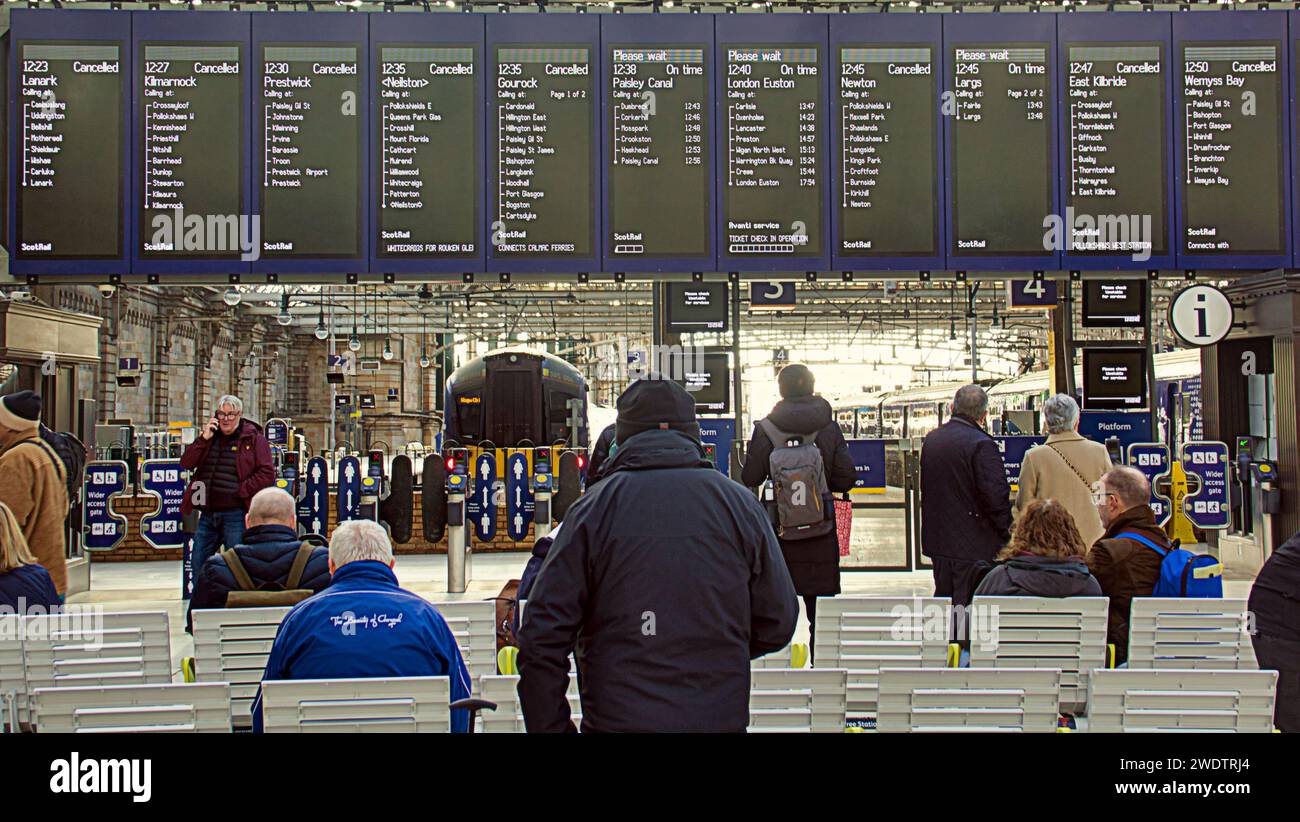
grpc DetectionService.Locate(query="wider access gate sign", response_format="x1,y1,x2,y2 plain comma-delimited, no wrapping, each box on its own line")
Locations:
1180,441,1230,530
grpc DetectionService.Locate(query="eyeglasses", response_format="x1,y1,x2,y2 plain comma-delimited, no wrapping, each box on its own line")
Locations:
216,412,240,420
1091,491,1115,505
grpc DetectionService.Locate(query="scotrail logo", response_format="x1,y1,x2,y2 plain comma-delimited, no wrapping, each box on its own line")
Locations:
148,206,261,262
1042,208,1153,262
50,752,152,803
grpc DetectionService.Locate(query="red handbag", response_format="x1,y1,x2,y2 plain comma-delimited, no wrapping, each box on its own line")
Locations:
834,498,853,558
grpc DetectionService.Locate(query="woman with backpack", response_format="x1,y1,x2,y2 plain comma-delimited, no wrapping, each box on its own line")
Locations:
741,364,856,646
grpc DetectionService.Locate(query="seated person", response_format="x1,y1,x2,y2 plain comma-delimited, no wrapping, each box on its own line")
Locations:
0,501,60,613
251,519,472,732
1087,466,1167,666
188,487,330,630
974,499,1103,598
1249,529,1300,732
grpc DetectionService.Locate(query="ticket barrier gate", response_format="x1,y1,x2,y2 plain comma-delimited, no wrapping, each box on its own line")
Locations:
359,449,389,523
275,452,301,499
1250,460,1280,559
532,447,554,543
445,448,471,594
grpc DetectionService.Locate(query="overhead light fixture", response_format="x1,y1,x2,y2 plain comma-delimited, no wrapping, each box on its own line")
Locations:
382,339,394,361
419,351,431,369
223,286,242,306
348,334,362,352
314,306,329,340
276,292,293,326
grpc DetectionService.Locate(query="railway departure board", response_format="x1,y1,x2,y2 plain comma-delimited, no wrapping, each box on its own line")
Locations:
1059,13,1173,269
1177,12,1289,267
832,14,942,268
12,18,129,271
604,14,714,271
488,15,599,271
946,14,1057,268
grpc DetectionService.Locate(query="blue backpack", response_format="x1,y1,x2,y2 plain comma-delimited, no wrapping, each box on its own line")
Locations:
1116,531,1223,598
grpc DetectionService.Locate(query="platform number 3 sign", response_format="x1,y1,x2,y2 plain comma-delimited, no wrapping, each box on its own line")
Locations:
1169,285,1234,348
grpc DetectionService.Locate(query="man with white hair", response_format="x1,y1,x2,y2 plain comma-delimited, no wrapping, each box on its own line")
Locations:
1014,394,1113,545
250,519,472,732
180,394,275,606
187,488,331,630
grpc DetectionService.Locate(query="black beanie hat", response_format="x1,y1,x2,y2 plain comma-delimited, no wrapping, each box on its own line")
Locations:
778,364,815,399
615,376,700,444
0,390,41,432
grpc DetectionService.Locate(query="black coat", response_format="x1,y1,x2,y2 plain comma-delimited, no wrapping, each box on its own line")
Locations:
919,415,1012,563
584,423,617,488
741,396,857,597
973,554,1103,598
1249,531,1300,731
189,523,332,628
517,428,798,733
0,562,60,612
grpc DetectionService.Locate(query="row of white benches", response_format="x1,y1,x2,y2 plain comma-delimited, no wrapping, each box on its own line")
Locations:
1,595,1270,733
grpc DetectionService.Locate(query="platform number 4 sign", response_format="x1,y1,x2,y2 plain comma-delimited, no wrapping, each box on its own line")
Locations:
1169,285,1234,347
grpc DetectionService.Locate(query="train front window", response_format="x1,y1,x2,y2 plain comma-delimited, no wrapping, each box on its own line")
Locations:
548,389,577,444
456,391,483,443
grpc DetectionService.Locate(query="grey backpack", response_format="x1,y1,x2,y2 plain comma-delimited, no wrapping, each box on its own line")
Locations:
759,419,833,541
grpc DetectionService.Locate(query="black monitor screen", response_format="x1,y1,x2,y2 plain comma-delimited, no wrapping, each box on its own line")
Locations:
1083,347,1148,410
666,282,728,333
1082,279,1147,327
667,351,730,414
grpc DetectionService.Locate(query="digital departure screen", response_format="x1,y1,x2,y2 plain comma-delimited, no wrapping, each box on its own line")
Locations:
1180,41,1286,256
1083,347,1148,411
375,45,478,259
722,45,823,258
1064,43,1167,258
668,351,731,414
139,43,244,259
1082,279,1147,327
950,44,1053,257
665,282,728,333
837,45,937,258
491,45,595,259
16,41,124,259
259,43,363,259
607,44,709,260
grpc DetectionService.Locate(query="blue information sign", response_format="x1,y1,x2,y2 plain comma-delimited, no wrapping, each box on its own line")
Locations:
505,451,533,541
140,459,188,549
698,417,736,475
749,282,797,311
337,455,362,523
994,436,1047,491
82,461,129,551
846,439,887,494
299,457,329,536
1078,411,1152,463
469,453,498,542
1127,442,1172,525
1007,279,1058,309
1181,440,1230,530
265,419,289,446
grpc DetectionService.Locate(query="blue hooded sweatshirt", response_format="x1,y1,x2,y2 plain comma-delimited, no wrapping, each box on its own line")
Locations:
251,560,473,732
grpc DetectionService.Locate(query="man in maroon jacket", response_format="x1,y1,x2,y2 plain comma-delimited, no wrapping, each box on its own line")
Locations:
180,395,275,607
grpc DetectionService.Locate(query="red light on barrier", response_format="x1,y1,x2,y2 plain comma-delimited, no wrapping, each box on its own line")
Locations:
576,454,586,470
445,456,456,472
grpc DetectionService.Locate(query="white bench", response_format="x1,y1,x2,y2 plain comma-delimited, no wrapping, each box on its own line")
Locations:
32,682,232,733
877,667,1063,733
260,676,453,733
752,642,809,670
1085,668,1277,733
749,668,847,733
1,615,23,731
430,600,499,685
478,673,581,733
814,596,952,717
191,606,292,729
969,596,1108,713
1128,598,1258,669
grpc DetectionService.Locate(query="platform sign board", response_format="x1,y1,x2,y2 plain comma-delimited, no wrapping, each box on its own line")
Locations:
749,282,797,311
337,455,362,523
82,460,129,551
1078,410,1152,461
469,452,498,542
140,459,188,549
698,417,735,476
505,450,533,541
265,418,289,446
846,439,887,494
300,456,329,536
1180,440,1231,530
1007,279,1058,310
1127,442,1173,525
993,436,1046,492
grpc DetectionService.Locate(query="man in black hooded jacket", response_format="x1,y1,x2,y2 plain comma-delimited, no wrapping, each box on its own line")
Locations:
517,376,798,732
742,364,856,638
1249,531,1300,731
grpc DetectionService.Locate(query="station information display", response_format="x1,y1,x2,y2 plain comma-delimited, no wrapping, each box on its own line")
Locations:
489,40,597,264
138,42,244,260
717,16,827,271
1177,14,1288,265
669,350,731,413
606,41,711,264
15,40,125,261
948,38,1055,262
374,44,479,261
835,43,939,261
665,281,728,333
257,40,364,261
1083,347,1148,411
1082,279,1147,327
1062,42,1168,261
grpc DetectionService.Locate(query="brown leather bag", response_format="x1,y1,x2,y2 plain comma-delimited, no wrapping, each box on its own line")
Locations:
222,542,317,608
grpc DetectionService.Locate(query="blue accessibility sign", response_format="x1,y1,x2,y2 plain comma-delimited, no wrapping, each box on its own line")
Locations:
469,453,498,542
140,459,189,549
83,461,129,551
300,457,330,537
337,455,362,523
1127,443,1172,525
1181,441,1230,530
505,451,533,541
